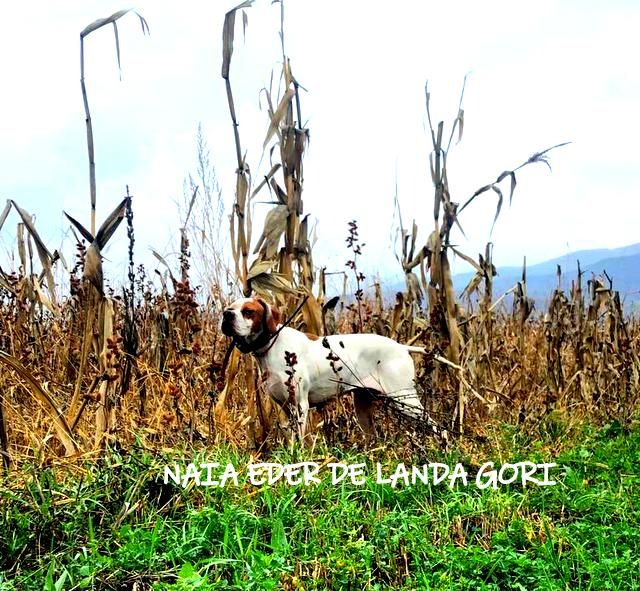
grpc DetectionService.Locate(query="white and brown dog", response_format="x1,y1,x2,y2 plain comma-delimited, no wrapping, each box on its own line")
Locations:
221,297,430,436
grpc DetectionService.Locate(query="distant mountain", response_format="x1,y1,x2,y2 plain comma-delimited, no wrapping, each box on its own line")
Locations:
475,243,640,278
385,243,640,311
581,254,640,297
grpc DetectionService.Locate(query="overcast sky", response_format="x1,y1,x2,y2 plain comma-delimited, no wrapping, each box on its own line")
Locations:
1,1,639,293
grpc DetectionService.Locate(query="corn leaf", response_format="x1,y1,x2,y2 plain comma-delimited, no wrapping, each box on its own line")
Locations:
0,351,78,456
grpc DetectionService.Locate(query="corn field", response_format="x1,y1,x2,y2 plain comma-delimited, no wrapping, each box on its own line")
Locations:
0,5,638,470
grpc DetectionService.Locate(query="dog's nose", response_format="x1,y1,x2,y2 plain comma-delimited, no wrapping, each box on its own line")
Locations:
223,309,234,321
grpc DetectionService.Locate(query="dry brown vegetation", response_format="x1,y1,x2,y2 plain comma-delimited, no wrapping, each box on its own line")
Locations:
0,4,638,470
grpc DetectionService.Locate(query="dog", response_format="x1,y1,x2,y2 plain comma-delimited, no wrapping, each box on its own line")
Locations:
221,296,431,437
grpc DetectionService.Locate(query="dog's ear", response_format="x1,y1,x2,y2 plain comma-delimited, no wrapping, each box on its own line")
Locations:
268,304,281,332
257,298,280,332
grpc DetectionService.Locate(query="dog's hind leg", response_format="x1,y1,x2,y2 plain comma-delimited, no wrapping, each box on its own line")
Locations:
388,388,424,419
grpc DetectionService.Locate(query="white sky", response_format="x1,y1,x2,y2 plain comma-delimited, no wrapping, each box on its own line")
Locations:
1,1,639,292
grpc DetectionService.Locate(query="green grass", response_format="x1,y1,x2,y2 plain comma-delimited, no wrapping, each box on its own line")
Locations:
1,421,639,590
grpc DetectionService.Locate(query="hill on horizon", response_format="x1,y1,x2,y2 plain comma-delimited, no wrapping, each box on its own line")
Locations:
384,242,640,311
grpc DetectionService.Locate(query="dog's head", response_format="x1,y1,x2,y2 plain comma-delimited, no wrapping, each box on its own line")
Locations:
221,297,281,347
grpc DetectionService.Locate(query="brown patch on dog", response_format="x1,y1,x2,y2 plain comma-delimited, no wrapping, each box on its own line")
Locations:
241,298,281,334
240,300,266,333
304,332,320,341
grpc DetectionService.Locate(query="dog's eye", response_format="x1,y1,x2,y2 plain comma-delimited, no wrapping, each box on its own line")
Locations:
242,309,254,318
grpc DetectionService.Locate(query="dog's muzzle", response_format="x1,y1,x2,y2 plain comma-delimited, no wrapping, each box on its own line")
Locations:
221,310,236,337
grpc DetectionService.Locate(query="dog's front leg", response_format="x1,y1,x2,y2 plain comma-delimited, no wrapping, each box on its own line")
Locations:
352,388,376,439
280,378,310,445
296,394,310,441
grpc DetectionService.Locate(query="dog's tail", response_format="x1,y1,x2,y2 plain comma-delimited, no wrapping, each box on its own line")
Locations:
404,345,427,354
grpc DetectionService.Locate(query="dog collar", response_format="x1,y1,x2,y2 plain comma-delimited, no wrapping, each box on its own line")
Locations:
232,331,278,356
